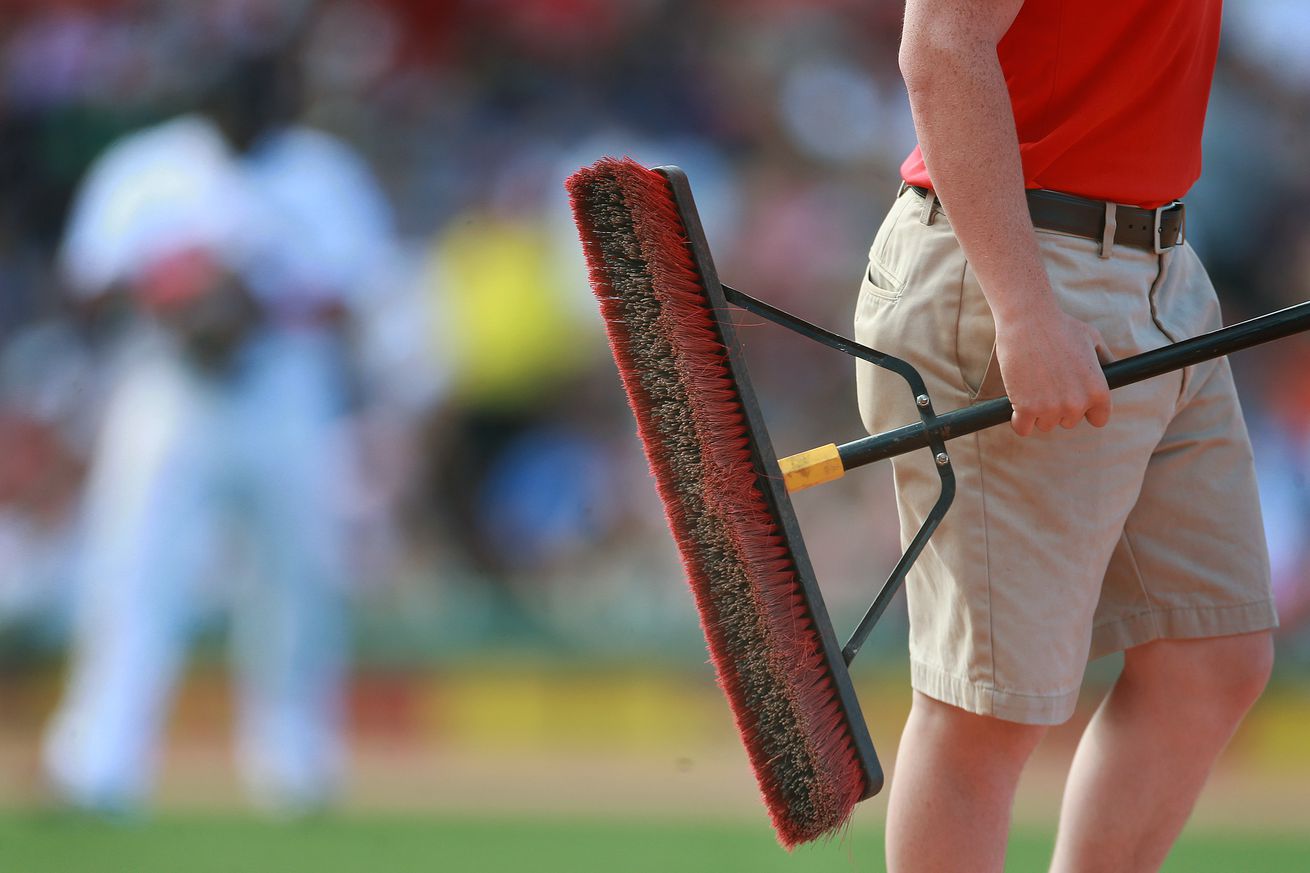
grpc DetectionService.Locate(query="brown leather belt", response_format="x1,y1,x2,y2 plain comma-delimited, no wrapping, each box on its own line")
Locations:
905,184,1186,254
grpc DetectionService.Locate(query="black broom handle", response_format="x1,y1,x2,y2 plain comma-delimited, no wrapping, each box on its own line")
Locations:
837,300,1310,471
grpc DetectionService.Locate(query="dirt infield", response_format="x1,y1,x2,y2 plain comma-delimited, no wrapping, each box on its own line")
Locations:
2,666,1308,830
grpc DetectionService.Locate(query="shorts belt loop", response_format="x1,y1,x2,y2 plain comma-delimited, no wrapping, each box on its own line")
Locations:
1099,201,1117,259
920,189,937,226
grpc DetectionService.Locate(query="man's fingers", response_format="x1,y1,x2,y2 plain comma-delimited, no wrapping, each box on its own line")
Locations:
1085,397,1112,428
1084,374,1112,426
1011,407,1035,437
1083,325,1113,427
1015,393,1112,434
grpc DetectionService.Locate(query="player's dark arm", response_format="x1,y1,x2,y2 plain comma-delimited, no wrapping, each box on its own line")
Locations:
900,0,1111,436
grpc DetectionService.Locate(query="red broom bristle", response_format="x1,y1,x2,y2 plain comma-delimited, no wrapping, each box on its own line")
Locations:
565,157,867,847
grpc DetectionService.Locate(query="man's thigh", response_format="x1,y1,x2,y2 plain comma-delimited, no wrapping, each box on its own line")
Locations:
1094,251,1275,656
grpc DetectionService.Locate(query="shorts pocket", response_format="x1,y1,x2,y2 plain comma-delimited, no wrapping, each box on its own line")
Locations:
855,264,906,434
968,346,1005,401
956,261,1004,400
865,192,914,296
860,259,904,303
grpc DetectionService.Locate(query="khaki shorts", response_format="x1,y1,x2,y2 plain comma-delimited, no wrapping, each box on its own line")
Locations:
854,187,1277,725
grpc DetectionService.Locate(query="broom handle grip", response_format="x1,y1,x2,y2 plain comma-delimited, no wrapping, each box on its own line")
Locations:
835,299,1310,472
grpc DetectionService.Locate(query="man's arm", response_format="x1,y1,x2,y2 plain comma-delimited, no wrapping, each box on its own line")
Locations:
899,0,1111,436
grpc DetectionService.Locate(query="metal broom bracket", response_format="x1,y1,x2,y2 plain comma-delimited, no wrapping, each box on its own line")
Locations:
721,283,955,664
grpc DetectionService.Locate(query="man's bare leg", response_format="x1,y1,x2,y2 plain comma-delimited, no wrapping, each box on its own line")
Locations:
1050,632,1273,873
886,692,1047,873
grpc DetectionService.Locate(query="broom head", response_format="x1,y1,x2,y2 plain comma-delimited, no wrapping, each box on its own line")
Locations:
564,157,882,847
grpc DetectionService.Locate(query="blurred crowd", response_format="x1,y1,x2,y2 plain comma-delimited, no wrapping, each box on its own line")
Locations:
0,0,1309,810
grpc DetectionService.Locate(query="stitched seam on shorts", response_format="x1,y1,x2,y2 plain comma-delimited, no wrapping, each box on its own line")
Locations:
1146,238,1175,341
1118,528,1163,639
975,430,997,697
870,194,912,289
911,658,1080,700
1092,598,1275,630
953,258,969,392
1146,249,1189,409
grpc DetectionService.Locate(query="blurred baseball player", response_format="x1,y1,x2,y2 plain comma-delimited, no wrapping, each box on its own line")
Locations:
43,52,394,813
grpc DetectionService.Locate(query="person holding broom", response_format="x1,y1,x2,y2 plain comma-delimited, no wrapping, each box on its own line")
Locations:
856,1,1278,870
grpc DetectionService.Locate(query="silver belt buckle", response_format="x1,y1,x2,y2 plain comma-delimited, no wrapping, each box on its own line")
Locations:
1153,201,1185,254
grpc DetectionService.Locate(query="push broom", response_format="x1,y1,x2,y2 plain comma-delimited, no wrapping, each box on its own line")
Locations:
565,156,1310,848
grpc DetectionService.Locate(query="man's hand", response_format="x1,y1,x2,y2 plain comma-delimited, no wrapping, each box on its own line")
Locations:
994,300,1112,436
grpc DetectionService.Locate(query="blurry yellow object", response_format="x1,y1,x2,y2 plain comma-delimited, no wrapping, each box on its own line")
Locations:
432,214,593,410
430,670,727,754
1238,689,1310,772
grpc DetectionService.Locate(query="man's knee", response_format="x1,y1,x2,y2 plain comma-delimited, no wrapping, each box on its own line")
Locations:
907,692,1048,770
1123,631,1273,719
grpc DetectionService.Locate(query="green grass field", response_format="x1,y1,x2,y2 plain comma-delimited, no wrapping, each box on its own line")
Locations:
2,815,1307,872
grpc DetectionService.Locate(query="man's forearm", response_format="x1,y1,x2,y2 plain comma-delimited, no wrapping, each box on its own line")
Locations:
899,7,1054,324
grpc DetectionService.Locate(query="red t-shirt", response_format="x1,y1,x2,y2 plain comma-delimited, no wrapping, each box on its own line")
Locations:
900,0,1223,208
